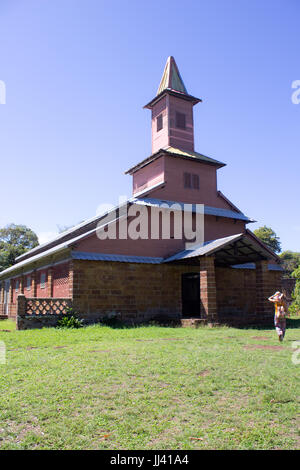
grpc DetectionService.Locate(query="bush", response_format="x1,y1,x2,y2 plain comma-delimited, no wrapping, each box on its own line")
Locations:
57,308,83,329
289,265,300,316
288,302,300,316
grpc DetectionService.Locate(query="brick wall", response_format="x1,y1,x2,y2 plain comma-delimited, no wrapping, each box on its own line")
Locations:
72,259,198,324
53,263,70,297
1,259,283,326
36,269,48,297
216,267,282,325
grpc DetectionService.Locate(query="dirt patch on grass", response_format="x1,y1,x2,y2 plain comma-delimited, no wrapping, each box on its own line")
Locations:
135,339,154,342
197,369,210,377
244,344,283,351
53,346,67,349
159,338,186,341
1,419,44,445
251,336,270,340
0,329,11,333
89,349,111,353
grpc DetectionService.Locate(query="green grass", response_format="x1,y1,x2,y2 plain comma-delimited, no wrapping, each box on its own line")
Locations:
0,318,299,450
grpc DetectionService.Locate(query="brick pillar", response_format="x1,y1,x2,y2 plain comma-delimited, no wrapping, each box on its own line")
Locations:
9,281,13,304
16,294,27,330
0,283,4,316
32,270,37,297
255,260,273,321
47,268,53,297
20,275,24,294
68,261,74,299
200,256,217,324
0,282,4,304
17,294,26,316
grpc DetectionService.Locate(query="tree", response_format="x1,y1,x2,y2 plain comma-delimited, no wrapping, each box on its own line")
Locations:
290,265,300,315
280,251,300,277
253,226,281,253
0,224,39,271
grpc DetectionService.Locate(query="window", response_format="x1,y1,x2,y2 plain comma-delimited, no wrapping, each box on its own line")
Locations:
156,114,163,132
15,280,19,292
184,172,200,190
40,272,46,289
26,276,31,291
192,174,200,190
176,112,186,129
184,172,191,188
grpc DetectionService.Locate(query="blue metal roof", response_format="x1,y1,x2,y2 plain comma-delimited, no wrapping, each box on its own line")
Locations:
72,251,163,264
163,234,243,262
231,263,283,271
133,197,254,222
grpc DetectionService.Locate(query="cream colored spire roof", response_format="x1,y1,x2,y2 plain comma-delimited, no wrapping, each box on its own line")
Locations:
157,56,188,95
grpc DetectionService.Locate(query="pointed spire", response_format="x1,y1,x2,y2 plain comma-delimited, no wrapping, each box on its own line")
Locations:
157,56,188,96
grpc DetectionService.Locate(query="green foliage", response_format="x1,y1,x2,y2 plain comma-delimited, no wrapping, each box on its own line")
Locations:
290,265,300,315
0,224,39,271
280,251,300,277
253,225,281,253
56,308,83,329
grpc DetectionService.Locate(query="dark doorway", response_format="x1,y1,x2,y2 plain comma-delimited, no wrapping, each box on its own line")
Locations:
181,273,200,317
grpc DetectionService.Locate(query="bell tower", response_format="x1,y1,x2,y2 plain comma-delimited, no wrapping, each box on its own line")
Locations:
144,56,202,154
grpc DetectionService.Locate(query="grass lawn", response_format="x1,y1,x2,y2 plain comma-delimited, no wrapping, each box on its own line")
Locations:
0,318,299,450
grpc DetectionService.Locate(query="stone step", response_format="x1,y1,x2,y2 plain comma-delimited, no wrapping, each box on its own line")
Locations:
181,318,206,328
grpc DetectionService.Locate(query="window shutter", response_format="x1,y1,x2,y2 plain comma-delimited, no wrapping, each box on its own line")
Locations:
176,112,186,129
184,172,191,188
157,114,163,132
192,174,199,189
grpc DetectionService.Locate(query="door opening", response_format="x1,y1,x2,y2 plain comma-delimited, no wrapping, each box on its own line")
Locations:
181,273,200,318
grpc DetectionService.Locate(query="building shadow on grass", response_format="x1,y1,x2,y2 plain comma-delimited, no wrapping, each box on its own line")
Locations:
232,317,300,331
95,316,300,331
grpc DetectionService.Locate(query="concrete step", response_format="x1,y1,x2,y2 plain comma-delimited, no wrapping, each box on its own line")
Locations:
181,318,206,328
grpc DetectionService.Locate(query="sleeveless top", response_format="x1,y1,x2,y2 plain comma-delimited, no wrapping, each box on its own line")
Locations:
275,302,287,319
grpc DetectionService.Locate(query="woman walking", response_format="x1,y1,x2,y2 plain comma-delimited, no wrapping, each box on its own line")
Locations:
268,291,289,342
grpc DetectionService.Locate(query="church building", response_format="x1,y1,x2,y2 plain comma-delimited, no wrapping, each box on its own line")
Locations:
0,57,282,328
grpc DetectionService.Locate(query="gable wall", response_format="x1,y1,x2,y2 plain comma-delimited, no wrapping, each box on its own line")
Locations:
76,210,246,258
168,95,194,151
151,96,168,153
149,156,231,208
133,156,165,195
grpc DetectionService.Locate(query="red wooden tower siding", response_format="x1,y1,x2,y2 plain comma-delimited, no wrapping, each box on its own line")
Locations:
0,57,283,329
144,56,201,154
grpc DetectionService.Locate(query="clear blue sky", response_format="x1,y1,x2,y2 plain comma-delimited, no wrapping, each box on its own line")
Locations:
0,0,299,251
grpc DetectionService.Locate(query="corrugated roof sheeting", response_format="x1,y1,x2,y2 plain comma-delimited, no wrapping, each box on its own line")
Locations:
163,234,243,262
231,263,283,271
72,252,163,264
165,146,225,166
125,147,225,174
133,197,253,222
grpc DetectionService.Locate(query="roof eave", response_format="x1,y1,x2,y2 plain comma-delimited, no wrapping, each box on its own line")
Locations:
0,246,71,279
125,148,226,175
245,229,281,262
143,89,202,109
